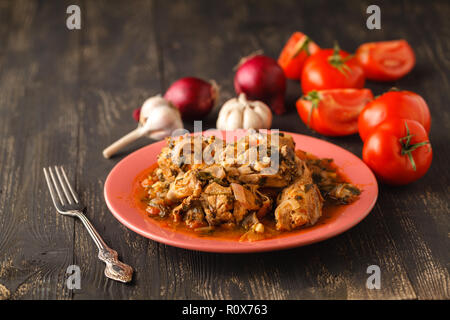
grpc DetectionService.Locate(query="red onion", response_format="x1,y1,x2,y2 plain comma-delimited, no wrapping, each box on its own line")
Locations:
164,77,219,119
132,108,141,122
234,54,287,115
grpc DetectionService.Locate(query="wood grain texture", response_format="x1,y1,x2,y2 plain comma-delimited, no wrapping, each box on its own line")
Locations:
72,0,162,299
0,0,80,300
0,0,448,300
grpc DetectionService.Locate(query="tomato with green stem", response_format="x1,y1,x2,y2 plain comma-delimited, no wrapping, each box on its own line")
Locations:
301,43,365,93
296,88,373,136
362,118,432,185
278,32,320,80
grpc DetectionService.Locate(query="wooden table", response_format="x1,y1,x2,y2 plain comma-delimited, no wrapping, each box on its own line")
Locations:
0,0,448,300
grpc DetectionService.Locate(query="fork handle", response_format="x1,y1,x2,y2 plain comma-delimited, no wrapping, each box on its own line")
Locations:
70,210,133,283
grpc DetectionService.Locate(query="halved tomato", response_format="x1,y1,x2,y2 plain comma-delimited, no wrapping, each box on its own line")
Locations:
278,32,320,80
356,40,415,81
296,88,374,136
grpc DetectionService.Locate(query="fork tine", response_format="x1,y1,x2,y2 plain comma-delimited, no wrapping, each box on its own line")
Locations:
54,166,73,204
48,167,66,206
60,166,79,204
43,168,62,208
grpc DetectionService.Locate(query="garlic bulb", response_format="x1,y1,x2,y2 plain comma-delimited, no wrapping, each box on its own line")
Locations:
139,95,183,140
103,95,183,158
216,93,272,130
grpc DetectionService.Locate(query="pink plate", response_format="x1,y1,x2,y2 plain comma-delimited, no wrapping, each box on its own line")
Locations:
104,130,378,253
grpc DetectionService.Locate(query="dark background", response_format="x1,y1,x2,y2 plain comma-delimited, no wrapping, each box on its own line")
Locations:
0,0,448,299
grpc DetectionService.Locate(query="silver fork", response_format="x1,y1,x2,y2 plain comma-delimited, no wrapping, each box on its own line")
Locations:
43,166,133,283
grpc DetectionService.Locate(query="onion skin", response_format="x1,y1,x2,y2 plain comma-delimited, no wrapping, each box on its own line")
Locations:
234,54,287,115
132,108,141,122
164,77,218,119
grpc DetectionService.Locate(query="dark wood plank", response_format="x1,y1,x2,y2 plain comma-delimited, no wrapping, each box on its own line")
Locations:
72,0,164,299
0,0,80,299
371,0,450,299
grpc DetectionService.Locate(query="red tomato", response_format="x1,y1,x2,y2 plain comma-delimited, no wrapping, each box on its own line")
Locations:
296,88,373,136
301,45,365,93
363,118,432,185
278,32,320,80
356,40,415,81
358,90,431,141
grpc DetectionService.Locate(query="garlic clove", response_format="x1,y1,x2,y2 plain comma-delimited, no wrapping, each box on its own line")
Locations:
142,105,181,132
139,95,184,140
148,113,183,140
103,95,184,159
225,108,242,130
139,95,167,124
243,106,262,129
216,97,239,130
253,104,272,129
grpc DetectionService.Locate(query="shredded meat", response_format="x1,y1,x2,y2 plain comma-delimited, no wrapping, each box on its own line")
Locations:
201,182,235,226
166,170,202,201
142,132,360,240
274,165,323,231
